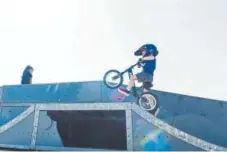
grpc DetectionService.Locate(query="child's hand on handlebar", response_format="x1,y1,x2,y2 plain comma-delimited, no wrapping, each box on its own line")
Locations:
138,58,144,63
137,58,144,68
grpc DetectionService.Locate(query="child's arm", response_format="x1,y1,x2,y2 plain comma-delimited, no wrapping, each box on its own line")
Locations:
142,55,155,61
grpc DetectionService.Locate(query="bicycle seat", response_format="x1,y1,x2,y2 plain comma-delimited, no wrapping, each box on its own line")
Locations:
143,82,153,89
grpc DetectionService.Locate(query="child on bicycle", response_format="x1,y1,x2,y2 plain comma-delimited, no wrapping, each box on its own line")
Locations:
118,44,159,96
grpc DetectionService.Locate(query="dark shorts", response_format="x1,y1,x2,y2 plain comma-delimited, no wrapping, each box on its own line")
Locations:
136,72,153,89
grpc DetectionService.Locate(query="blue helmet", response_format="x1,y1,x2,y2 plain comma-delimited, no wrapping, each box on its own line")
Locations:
134,44,159,57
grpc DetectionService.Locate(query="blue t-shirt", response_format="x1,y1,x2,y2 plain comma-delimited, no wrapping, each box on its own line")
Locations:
142,59,156,75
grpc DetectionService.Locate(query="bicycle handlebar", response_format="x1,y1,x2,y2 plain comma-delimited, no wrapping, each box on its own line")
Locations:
120,61,143,75
130,61,143,69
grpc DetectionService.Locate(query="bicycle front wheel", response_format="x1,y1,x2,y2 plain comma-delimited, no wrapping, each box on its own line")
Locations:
103,69,123,89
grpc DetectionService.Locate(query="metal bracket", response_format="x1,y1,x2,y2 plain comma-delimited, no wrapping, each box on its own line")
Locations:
126,110,133,151
0,87,3,120
30,106,40,149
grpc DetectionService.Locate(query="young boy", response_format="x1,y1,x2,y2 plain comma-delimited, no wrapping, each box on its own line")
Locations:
21,65,34,84
118,44,159,96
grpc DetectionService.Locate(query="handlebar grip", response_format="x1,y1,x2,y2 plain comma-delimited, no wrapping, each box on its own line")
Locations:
138,58,143,63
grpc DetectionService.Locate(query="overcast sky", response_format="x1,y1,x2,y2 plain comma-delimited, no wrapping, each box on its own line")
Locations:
0,0,226,101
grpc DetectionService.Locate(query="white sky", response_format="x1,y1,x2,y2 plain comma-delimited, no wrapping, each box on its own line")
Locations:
0,0,227,101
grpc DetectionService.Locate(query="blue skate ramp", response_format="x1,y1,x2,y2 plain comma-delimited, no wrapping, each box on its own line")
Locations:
0,81,227,151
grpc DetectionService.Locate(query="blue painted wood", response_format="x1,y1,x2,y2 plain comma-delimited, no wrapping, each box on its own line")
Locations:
2,81,138,103
0,107,27,126
2,82,101,103
0,113,34,146
173,97,227,147
36,111,64,147
131,111,202,151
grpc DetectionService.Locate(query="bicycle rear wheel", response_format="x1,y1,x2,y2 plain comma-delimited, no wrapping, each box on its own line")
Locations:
138,92,159,115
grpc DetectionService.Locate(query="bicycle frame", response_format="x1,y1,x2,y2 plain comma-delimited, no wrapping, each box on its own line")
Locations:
119,62,141,98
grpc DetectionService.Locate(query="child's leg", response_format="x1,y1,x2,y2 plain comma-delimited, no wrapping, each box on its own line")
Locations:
118,75,137,96
126,75,137,91
118,72,147,96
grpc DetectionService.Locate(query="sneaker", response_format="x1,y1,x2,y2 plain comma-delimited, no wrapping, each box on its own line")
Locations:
118,88,130,96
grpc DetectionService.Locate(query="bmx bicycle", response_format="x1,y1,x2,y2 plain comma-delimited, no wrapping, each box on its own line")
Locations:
103,60,159,115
